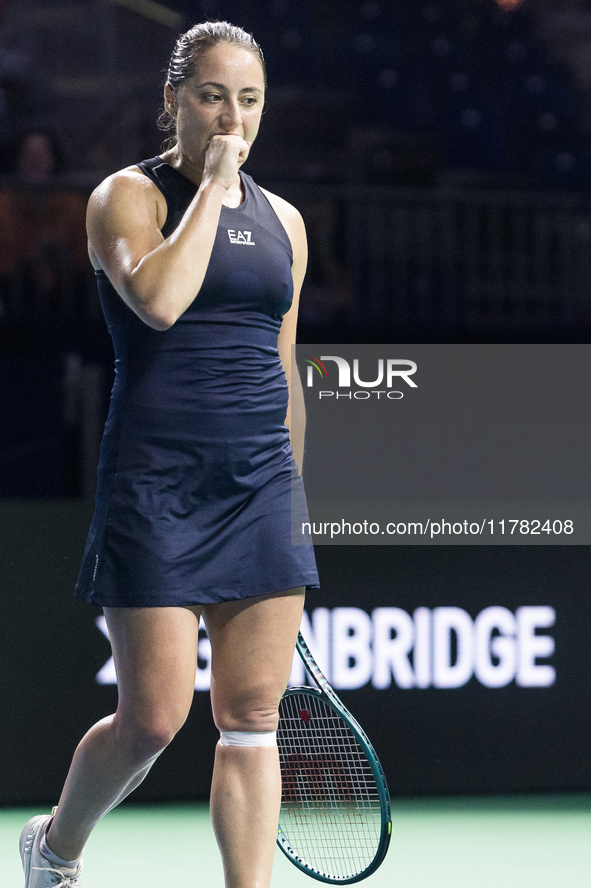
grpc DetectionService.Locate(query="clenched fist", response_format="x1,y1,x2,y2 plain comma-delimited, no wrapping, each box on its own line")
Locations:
203,134,252,192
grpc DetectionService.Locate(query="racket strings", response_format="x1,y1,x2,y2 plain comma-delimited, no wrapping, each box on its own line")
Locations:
277,691,382,880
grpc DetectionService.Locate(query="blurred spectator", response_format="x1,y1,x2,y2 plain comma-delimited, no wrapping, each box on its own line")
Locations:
14,129,64,181
0,128,90,322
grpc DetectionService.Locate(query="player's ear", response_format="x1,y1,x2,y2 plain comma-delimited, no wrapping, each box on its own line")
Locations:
163,83,176,115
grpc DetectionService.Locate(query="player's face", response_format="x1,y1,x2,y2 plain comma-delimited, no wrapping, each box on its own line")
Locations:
171,44,265,168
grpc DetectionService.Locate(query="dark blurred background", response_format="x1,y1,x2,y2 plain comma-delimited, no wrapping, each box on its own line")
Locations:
1,0,591,497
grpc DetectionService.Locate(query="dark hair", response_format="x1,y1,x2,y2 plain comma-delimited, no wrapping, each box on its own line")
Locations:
159,21,266,145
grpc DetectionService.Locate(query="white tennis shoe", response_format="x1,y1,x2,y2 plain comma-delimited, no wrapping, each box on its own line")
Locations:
19,809,83,888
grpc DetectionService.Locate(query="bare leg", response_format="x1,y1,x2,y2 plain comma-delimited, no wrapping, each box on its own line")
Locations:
204,588,305,888
46,605,201,861
210,745,281,888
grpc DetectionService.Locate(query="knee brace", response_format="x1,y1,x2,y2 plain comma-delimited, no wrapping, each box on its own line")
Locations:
219,730,277,747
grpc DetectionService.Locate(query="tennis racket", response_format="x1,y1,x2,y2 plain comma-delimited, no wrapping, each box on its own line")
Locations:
276,632,392,883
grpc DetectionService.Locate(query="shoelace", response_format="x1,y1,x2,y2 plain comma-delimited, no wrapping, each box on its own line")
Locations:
32,864,82,887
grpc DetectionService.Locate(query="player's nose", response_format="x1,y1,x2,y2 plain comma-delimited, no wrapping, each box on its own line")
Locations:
219,98,242,131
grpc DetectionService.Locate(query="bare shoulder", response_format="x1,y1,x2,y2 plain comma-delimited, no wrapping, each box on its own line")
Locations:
86,165,167,272
87,165,163,220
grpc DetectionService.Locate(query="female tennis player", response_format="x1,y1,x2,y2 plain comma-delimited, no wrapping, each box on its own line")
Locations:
20,20,319,888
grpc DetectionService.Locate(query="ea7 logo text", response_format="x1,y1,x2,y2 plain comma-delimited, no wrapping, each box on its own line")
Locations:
227,229,255,246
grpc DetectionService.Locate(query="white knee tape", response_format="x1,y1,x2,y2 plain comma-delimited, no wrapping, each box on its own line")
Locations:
219,730,277,748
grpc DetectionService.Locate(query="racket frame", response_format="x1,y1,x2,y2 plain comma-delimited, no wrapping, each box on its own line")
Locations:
276,632,392,884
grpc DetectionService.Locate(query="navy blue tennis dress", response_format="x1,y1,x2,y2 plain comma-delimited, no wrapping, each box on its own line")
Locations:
75,156,319,606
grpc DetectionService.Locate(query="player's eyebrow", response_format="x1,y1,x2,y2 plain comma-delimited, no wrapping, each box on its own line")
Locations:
196,81,263,94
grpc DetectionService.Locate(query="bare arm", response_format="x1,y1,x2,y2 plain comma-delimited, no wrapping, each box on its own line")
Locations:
86,136,250,331
264,189,308,472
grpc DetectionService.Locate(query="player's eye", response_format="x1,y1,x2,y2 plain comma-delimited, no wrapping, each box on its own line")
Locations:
203,93,222,103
